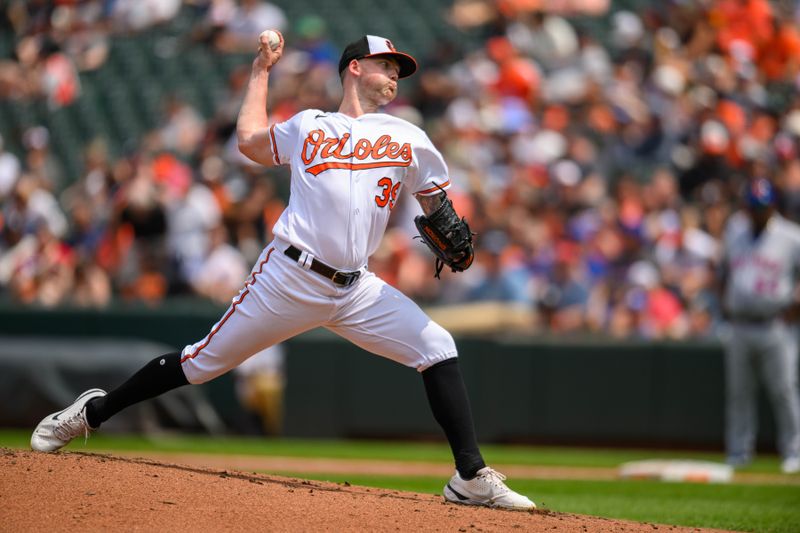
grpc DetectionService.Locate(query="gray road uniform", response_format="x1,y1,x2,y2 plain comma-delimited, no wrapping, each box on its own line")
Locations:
721,211,800,463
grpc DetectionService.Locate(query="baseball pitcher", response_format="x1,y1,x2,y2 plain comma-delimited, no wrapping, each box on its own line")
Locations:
30,32,535,508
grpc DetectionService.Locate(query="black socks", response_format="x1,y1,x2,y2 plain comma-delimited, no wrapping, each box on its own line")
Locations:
85,352,189,429
84,352,485,480
422,358,486,479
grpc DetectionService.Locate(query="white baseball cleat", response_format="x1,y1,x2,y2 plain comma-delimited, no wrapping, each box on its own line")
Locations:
31,389,106,452
781,456,800,474
444,466,536,510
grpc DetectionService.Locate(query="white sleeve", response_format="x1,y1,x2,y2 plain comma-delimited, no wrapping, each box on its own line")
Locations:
268,111,308,166
408,131,451,196
789,221,800,268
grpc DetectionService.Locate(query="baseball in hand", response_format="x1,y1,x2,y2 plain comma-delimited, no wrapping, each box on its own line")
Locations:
260,30,280,51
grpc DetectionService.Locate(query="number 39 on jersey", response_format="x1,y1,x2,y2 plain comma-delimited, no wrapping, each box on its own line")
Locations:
375,177,401,209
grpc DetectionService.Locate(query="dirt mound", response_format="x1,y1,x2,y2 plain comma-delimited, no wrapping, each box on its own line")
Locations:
0,448,715,532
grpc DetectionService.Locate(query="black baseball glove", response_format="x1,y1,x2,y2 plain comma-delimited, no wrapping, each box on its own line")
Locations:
414,193,475,278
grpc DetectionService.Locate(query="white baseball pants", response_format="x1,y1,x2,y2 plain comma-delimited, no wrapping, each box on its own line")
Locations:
180,239,457,384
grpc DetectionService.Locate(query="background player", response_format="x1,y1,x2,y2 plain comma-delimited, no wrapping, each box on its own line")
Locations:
30,31,536,509
720,178,800,474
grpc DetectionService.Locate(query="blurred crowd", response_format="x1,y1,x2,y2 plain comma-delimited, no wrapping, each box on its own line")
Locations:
2,0,800,341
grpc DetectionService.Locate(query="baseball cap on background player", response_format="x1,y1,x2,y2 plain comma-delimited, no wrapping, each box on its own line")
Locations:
745,178,776,209
338,35,418,79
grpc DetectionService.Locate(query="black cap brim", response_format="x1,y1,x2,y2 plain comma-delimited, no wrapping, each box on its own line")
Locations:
362,52,417,78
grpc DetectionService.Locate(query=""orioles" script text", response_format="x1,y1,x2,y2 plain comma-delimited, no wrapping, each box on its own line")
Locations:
301,130,412,176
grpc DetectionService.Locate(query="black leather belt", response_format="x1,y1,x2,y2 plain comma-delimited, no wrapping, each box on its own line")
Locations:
284,245,361,287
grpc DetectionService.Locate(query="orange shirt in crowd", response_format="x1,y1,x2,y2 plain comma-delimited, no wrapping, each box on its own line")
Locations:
758,21,800,81
711,0,774,55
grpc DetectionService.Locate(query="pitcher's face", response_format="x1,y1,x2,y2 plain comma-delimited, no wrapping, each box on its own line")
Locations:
356,57,400,106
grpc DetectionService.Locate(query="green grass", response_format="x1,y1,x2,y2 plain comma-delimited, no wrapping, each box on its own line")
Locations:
0,429,784,472
273,473,800,533
3,429,799,532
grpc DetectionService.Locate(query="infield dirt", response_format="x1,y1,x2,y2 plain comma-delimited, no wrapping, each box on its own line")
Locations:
1,448,729,532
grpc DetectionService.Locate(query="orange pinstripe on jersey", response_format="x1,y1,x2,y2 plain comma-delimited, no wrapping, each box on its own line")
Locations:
306,160,412,176
180,247,276,363
416,180,450,195
269,124,280,165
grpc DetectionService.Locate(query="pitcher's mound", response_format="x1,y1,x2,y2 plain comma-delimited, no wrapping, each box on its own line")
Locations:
0,448,712,532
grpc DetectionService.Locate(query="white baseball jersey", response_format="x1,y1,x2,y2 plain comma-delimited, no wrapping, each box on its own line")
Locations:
269,109,450,270
723,212,800,316
180,109,459,383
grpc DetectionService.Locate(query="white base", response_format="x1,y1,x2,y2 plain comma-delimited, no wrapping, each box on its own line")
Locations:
618,459,733,483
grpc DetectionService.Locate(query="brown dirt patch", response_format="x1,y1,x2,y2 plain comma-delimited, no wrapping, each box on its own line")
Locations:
109,451,800,486
0,448,730,532
115,451,620,480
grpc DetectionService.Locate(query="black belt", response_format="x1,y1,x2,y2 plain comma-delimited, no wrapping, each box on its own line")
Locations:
284,245,361,287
